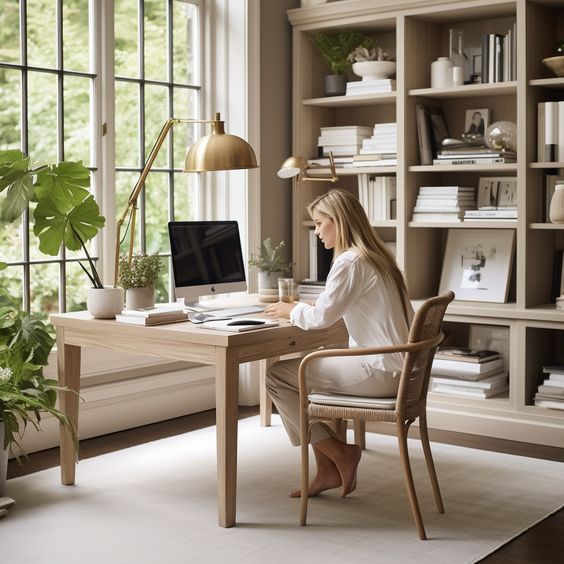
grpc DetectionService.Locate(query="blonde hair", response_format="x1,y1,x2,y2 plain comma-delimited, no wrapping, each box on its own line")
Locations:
308,188,410,324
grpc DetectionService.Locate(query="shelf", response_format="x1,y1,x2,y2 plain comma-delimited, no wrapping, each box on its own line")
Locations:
302,219,397,228
308,166,396,177
529,77,564,89
530,162,564,169
409,164,517,172
409,82,517,99
302,92,396,108
529,223,564,229
409,221,517,228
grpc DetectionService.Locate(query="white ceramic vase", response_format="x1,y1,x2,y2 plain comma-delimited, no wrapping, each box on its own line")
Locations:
352,60,396,81
431,57,453,88
549,183,564,223
125,287,155,310
86,286,124,319
0,422,8,497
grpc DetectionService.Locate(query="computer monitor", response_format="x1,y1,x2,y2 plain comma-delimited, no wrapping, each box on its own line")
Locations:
168,220,247,307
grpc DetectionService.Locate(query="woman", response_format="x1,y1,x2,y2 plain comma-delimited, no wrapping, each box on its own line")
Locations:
264,188,413,499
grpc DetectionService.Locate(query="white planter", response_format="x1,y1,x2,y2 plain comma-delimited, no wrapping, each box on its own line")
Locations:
258,271,283,304
86,286,124,319
0,422,7,497
352,60,396,81
125,287,155,310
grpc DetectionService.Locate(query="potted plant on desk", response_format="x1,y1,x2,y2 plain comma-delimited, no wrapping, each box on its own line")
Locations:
117,252,162,309
248,238,292,303
0,149,122,318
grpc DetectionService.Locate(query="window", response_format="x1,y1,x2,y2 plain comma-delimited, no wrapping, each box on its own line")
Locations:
0,0,202,320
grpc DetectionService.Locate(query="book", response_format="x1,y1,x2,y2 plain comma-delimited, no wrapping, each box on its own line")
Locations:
545,101,558,162
416,104,432,165
426,106,450,159
115,312,189,325
538,102,546,162
431,371,508,389
437,150,514,158
541,378,564,388
200,318,279,332
464,209,518,219
351,159,397,167
432,383,508,399
411,212,465,222
543,364,564,375
432,156,516,165
120,305,186,317
536,385,564,396
434,347,500,363
534,398,564,410
431,357,505,380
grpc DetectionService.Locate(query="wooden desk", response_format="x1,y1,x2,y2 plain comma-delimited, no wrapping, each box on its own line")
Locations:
50,311,347,527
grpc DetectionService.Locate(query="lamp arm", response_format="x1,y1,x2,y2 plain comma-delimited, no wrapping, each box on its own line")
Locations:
113,116,220,285
303,152,338,183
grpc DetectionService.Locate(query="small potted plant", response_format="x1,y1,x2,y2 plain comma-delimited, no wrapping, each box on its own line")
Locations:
0,284,76,496
0,150,122,319
310,31,374,96
248,238,292,302
117,252,162,309
348,45,396,81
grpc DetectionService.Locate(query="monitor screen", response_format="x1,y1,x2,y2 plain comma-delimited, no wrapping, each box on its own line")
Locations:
168,221,247,305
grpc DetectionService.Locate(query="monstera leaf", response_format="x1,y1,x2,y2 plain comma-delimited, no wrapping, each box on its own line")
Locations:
33,193,106,255
35,161,91,211
0,150,34,222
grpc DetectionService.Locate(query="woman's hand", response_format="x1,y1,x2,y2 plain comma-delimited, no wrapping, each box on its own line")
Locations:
264,301,296,319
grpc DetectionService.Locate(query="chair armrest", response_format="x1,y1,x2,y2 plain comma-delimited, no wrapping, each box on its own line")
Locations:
297,333,443,400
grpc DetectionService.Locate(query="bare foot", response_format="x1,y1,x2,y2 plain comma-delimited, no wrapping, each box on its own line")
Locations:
336,443,362,497
289,471,342,498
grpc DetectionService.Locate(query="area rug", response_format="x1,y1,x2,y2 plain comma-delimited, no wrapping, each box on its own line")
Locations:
2,415,563,564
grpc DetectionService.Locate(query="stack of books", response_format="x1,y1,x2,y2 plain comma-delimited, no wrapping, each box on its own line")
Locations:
534,365,564,410
346,78,396,96
434,147,517,166
298,281,325,303
411,186,475,222
115,305,188,325
317,125,373,159
358,175,396,221
430,348,508,399
352,122,397,167
480,26,517,84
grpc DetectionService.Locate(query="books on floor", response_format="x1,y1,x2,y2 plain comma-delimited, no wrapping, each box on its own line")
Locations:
411,186,475,222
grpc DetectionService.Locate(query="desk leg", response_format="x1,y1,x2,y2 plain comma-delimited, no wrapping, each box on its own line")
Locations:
56,327,81,485
259,357,277,427
215,348,239,528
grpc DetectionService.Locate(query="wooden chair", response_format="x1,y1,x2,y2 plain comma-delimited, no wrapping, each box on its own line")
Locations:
298,291,455,540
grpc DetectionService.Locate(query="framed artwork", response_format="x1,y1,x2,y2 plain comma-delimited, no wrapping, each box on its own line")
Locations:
439,229,515,302
464,108,490,137
477,177,517,209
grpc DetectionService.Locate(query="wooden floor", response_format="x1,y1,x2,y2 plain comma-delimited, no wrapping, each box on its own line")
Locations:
7,407,564,563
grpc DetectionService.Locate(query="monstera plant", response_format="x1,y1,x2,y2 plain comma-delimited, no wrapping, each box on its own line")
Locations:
0,149,106,288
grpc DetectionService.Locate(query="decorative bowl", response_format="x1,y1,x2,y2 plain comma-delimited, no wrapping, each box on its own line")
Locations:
352,61,396,81
542,55,564,78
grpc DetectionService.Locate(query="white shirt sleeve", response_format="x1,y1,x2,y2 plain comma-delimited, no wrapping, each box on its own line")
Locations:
290,254,364,330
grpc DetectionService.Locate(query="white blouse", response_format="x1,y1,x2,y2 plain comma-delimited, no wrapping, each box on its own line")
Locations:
290,249,413,373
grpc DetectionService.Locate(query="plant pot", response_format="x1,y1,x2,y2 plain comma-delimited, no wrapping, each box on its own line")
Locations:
352,61,396,81
324,74,346,96
125,287,155,310
0,422,7,497
258,271,283,303
86,286,124,319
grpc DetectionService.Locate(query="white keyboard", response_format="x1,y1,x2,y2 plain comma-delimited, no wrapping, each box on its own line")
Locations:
206,305,265,318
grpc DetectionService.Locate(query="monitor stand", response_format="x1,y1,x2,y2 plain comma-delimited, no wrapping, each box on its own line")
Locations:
177,298,219,313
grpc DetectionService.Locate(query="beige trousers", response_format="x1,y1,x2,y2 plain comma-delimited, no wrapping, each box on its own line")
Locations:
265,356,399,446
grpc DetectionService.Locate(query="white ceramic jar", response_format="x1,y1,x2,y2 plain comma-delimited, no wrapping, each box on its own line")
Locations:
549,182,564,223
431,57,453,88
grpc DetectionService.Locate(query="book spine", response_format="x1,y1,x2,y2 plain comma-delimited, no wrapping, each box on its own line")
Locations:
558,101,564,163
538,102,546,162
545,101,558,162
481,33,489,84
433,157,509,165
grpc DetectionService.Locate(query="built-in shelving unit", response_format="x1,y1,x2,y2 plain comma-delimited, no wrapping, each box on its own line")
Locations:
288,0,564,447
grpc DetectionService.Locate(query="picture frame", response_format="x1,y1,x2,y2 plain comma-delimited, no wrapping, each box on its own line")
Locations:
439,229,515,303
464,108,490,138
477,177,517,209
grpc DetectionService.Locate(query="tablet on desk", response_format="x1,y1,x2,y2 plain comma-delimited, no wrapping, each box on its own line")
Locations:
200,318,279,332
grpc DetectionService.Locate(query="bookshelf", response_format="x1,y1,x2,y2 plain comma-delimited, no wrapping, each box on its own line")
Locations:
287,0,564,447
